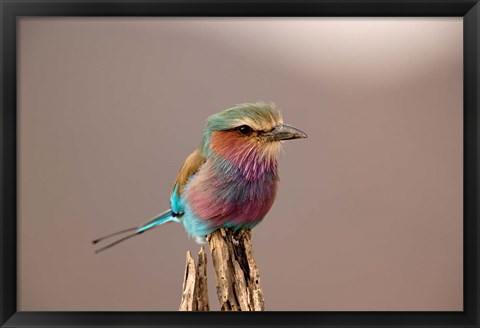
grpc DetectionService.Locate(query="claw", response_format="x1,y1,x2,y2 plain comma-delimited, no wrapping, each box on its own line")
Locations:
232,235,240,246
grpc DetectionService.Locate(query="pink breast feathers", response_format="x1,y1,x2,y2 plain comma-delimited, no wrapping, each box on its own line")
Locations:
183,137,279,229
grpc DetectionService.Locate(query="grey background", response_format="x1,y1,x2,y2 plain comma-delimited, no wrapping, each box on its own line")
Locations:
18,17,463,311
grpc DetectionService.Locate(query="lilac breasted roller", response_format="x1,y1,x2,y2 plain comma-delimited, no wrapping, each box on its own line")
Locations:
93,102,307,253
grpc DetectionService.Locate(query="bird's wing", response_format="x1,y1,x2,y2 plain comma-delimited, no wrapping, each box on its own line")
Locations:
170,149,206,215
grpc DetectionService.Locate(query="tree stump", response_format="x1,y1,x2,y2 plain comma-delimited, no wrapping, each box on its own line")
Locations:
208,228,265,311
179,228,265,311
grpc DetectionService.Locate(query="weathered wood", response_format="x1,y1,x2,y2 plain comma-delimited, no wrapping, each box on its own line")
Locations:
179,228,265,311
195,247,209,311
179,247,209,311
207,228,265,311
179,251,196,311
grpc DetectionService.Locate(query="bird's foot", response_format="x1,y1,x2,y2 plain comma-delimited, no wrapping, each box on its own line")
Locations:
231,234,240,246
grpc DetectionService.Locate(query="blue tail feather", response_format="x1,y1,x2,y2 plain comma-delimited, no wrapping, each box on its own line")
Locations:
136,209,174,233
93,209,174,254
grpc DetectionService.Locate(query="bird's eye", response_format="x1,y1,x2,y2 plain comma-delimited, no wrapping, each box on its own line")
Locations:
237,125,253,136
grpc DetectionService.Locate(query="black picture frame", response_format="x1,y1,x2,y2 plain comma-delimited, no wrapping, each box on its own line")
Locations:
1,0,478,327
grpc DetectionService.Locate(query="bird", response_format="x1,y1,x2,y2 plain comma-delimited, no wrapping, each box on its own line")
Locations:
93,102,307,253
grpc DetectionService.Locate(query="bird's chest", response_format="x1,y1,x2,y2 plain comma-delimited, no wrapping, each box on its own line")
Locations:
183,158,279,223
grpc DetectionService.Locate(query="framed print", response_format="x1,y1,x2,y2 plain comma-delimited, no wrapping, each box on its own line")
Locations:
1,0,479,327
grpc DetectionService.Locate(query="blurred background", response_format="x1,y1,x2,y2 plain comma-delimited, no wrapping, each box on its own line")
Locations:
18,17,462,311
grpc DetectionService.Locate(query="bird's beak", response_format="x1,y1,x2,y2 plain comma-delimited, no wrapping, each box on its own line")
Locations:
264,124,308,141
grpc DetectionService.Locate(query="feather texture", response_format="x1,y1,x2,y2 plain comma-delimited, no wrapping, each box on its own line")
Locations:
178,103,283,238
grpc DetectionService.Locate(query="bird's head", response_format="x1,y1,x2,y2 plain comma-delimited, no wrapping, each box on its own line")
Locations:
200,102,307,164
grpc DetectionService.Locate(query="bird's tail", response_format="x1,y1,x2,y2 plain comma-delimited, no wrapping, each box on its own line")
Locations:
92,209,174,254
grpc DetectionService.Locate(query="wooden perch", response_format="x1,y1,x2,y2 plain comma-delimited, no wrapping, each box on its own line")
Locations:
208,228,265,311
179,247,209,311
179,228,265,311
